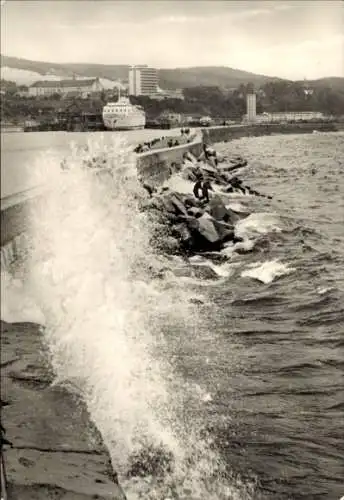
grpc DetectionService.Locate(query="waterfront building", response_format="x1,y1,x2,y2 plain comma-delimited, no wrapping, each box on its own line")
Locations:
252,111,326,123
128,65,158,96
29,78,103,98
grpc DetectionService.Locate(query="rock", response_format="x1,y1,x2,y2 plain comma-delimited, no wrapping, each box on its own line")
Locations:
172,266,194,278
183,151,197,163
183,215,201,231
212,220,235,241
215,171,231,184
170,194,188,217
197,252,228,263
181,166,198,182
151,192,189,218
139,198,158,212
206,195,230,221
183,196,198,209
196,215,220,244
207,197,241,225
160,194,178,214
142,182,156,197
140,196,167,213
159,236,181,254
187,207,204,218
201,163,218,176
173,223,193,244
145,208,171,226
229,176,243,187
183,158,196,169
191,265,219,280
216,153,226,162
189,297,205,305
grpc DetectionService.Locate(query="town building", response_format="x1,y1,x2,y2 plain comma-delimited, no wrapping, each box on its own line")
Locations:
28,78,103,98
252,111,326,123
158,111,182,124
151,88,184,100
128,65,158,96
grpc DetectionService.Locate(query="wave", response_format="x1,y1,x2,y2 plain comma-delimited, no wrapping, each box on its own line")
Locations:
2,135,253,499
241,259,295,284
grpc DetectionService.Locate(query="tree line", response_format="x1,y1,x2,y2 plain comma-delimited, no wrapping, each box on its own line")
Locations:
1,79,344,124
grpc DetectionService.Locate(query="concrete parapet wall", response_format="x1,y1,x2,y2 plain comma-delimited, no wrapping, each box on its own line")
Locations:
1,139,204,259
137,136,203,186
1,199,32,248
202,122,339,145
1,186,46,247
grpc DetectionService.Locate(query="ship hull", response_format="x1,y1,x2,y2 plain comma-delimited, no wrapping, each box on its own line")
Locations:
102,115,146,131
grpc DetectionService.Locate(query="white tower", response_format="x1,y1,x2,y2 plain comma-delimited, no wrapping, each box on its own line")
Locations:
246,93,257,122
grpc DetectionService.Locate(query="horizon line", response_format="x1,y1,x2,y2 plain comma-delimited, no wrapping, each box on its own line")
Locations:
1,53,343,82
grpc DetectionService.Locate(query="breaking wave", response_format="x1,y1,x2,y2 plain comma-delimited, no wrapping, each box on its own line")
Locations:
3,135,253,499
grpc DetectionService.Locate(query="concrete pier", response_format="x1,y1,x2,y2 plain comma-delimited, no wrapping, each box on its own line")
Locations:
1,321,127,499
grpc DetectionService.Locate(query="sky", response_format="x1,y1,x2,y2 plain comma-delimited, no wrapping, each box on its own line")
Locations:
1,0,343,80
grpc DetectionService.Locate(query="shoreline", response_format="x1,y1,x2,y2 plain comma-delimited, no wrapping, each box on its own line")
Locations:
1,120,343,136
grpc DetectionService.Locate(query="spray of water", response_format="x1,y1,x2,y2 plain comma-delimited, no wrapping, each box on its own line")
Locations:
16,135,252,499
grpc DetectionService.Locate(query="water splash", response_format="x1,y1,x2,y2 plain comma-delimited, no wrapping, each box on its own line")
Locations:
241,259,295,284
18,135,251,499
235,212,282,240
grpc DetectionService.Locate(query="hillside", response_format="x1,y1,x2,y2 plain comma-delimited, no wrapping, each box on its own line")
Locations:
1,55,343,92
297,77,344,91
1,55,129,81
1,55,281,89
158,66,282,89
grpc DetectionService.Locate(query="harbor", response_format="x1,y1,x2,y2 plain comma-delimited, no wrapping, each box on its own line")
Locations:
1,124,344,499
1,0,343,498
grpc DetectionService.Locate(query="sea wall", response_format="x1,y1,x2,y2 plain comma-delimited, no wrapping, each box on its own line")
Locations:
137,135,203,186
1,124,341,497
1,188,47,272
202,121,340,145
0,136,204,499
2,122,342,259
1,192,42,247
1,138,203,266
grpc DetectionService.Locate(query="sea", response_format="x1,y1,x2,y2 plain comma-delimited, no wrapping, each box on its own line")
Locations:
1,130,343,500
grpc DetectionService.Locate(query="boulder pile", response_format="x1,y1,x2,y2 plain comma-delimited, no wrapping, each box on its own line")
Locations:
138,143,271,256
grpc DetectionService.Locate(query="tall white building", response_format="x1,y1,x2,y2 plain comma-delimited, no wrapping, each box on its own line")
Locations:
246,93,257,122
128,65,158,96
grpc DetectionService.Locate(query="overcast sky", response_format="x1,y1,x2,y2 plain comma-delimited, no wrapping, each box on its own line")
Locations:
1,0,343,80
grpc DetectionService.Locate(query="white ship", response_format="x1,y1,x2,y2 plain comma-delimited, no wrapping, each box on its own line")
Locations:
102,93,146,130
